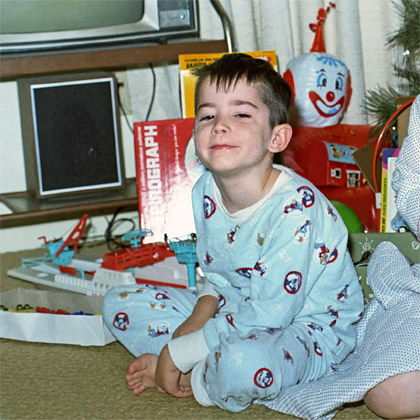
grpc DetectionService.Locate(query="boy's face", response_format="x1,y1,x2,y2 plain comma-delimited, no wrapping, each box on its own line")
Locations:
193,77,277,178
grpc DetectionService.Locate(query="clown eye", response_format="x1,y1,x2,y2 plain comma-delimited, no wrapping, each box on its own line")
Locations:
317,73,327,87
335,77,343,91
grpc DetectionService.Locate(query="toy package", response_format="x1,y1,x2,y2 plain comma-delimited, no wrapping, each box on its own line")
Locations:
179,50,278,118
379,148,407,232
0,288,115,346
134,118,203,243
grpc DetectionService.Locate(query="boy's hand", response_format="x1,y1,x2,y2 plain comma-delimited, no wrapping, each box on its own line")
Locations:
155,295,218,397
155,344,193,398
173,294,219,339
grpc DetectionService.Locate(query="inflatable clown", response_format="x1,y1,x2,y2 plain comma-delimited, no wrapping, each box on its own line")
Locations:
283,3,352,127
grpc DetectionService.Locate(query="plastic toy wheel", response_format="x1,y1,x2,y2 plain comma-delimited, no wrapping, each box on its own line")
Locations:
331,200,364,233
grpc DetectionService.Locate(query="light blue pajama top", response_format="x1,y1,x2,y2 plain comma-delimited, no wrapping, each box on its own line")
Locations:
191,165,364,362
257,95,420,420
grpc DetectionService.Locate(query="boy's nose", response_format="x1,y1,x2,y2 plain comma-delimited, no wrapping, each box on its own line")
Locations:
211,116,230,134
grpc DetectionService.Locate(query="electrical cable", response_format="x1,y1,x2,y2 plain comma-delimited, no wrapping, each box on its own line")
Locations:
144,63,156,121
104,207,136,251
117,62,156,132
117,86,134,134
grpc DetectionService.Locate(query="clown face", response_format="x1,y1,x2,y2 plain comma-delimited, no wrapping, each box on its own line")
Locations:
284,52,351,127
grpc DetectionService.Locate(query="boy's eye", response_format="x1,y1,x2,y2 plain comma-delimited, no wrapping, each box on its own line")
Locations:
199,114,214,122
235,113,251,118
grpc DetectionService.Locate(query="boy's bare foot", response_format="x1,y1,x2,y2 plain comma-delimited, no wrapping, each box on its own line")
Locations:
126,353,163,395
179,371,192,392
126,353,193,395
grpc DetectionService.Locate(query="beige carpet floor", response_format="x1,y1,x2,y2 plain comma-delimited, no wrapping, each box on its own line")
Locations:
0,246,380,420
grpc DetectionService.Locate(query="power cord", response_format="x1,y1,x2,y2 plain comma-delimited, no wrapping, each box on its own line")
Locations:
79,208,137,251
117,62,157,133
117,87,133,134
104,207,137,251
144,63,156,121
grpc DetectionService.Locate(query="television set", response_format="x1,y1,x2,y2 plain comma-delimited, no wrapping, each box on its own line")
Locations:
0,0,199,55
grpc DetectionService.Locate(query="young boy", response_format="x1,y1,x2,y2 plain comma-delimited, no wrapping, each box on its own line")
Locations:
103,53,364,412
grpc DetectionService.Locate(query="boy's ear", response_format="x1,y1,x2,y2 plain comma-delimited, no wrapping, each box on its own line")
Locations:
268,124,293,153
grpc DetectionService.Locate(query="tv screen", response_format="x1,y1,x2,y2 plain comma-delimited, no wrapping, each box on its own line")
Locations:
0,0,199,54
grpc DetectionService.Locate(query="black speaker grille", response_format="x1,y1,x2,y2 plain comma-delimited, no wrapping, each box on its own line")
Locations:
25,76,123,196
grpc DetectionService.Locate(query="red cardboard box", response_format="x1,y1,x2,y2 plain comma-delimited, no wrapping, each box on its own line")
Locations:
134,118,203,242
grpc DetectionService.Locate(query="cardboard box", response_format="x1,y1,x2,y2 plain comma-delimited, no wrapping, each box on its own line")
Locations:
179,51,278,118
348,232,420,302
395,96,413,146
0,288,115,346
379,148,403,232
352,141,382,193
134,118,200,242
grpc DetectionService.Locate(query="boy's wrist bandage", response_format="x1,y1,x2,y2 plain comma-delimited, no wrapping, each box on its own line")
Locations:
168,328,210,373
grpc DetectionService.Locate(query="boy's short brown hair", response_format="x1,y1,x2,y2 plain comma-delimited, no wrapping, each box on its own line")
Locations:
193,53,292,127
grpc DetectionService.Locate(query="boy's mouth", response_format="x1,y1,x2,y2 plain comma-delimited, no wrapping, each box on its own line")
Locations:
210,144,237,150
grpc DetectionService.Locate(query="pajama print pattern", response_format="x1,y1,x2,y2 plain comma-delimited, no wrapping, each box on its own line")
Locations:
103,165,364,412
103,284,198,357
191,166,363,410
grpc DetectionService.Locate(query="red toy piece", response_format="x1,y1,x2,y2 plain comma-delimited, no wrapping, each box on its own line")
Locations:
101,242,174,272
59,265,77,275
36,306,70,315
309,2,336,53
54,213,88,258
36,214,89,266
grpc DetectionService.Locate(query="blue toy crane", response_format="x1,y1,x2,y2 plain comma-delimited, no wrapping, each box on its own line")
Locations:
22,214,88,267
167,234,198,289
121,228,152,248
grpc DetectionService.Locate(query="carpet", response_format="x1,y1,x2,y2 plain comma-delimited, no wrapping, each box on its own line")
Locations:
0,246,380,420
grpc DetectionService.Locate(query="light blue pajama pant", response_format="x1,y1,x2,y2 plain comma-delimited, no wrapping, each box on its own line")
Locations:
103,284,333,411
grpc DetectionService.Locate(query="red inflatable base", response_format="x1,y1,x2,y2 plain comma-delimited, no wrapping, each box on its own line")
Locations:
281,124,378,232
